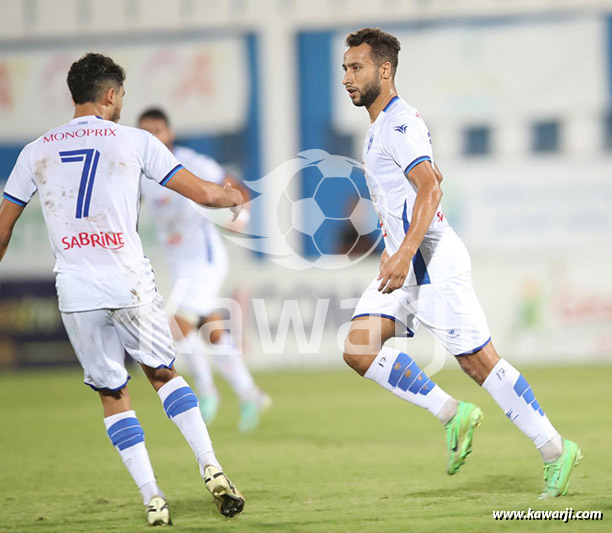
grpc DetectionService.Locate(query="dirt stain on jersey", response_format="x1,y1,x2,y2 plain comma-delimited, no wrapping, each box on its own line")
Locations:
34,158,49,185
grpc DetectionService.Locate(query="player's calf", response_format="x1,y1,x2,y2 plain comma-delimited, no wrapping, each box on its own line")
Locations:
455,341,499,385
343,317,487,475
141,364,180,391
458,343,562,454
155,373,245,516
342,350,375,377
102,400,166,520
344,316,459,424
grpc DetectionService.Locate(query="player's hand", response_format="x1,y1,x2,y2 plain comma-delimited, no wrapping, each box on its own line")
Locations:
377,250,412,294
224,183,244,221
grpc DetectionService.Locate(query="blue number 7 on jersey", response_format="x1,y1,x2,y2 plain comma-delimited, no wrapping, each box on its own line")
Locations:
59,149,101,218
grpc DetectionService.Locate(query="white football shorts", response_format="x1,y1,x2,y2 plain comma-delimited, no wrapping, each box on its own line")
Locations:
61,293,176,391
352,272,491,356
173,261,228,320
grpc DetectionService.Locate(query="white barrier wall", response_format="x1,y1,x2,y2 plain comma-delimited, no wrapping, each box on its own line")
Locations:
0,38,249,140
1,5,611,370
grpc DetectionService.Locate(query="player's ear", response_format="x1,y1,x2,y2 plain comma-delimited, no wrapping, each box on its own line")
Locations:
104,86,116,106
380,61,392,80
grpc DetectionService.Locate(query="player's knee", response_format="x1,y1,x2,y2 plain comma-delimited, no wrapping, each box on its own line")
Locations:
172,314,193,339
141,364,179,391
456,355,487,386
198,314,225,345
208,327,224,345
343,331,376,376
342,350,358,371
458,360,481,383
456,342,499,386
98,386,127,402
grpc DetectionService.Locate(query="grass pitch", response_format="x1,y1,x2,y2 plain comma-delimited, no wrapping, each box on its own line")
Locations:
1,365,609,532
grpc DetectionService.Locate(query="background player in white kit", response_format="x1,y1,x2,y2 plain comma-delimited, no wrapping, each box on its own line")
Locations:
341,28,582,499
0,53,246,525
137,108,271,433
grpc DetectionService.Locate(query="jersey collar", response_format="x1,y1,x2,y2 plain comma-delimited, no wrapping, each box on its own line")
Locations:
371,95,400,129
382,95,399,113
69,115,105,123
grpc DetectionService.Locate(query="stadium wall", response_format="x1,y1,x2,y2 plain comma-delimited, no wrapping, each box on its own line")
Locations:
1,2,611,371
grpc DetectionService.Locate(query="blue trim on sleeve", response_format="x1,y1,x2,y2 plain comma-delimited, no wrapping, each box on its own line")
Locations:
404,156,432,175
351,313,415,337
454,337,491,357
160,164,183,186
383,95,399,113
3,192,27,206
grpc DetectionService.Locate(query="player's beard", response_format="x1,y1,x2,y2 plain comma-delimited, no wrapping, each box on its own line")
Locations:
352,77,382,108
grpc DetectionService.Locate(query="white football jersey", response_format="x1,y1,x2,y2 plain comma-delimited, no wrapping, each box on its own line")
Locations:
140,145,228,276
3,115,183,312
363,96,470,285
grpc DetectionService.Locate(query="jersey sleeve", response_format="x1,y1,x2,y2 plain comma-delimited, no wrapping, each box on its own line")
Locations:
3,145,37,207
385,119,432,175
141,132,184,186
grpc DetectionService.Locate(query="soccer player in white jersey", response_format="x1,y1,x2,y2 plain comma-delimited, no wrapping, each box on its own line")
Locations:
137,107,270,433
0,53,246,524
341,28,581,498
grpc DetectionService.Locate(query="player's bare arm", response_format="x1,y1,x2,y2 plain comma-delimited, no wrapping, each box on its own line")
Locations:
377,160,441,293
0,199,25,262
166,167,245,219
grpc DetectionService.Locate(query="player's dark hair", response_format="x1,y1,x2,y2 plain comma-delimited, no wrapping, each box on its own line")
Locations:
345,28,401,77
137,107,171,126
66,53,125,105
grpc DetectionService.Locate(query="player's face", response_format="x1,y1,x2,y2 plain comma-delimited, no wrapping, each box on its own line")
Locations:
139,118,174,148
342,44,382,108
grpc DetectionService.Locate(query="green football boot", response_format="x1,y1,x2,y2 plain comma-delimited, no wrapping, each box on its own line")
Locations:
238,400,260,433
539,439,583,499
199,394,219,425
445,401,484,475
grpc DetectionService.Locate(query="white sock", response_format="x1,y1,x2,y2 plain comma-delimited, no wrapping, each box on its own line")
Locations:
157,376,222,476
482,359,561,459
540,433,564,462
104,410,162,504
176,331,218,398
211,332,259,403
364,347,457,424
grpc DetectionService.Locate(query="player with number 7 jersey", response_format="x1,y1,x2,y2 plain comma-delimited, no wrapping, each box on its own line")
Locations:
4,118,184,311
0,53,246,525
